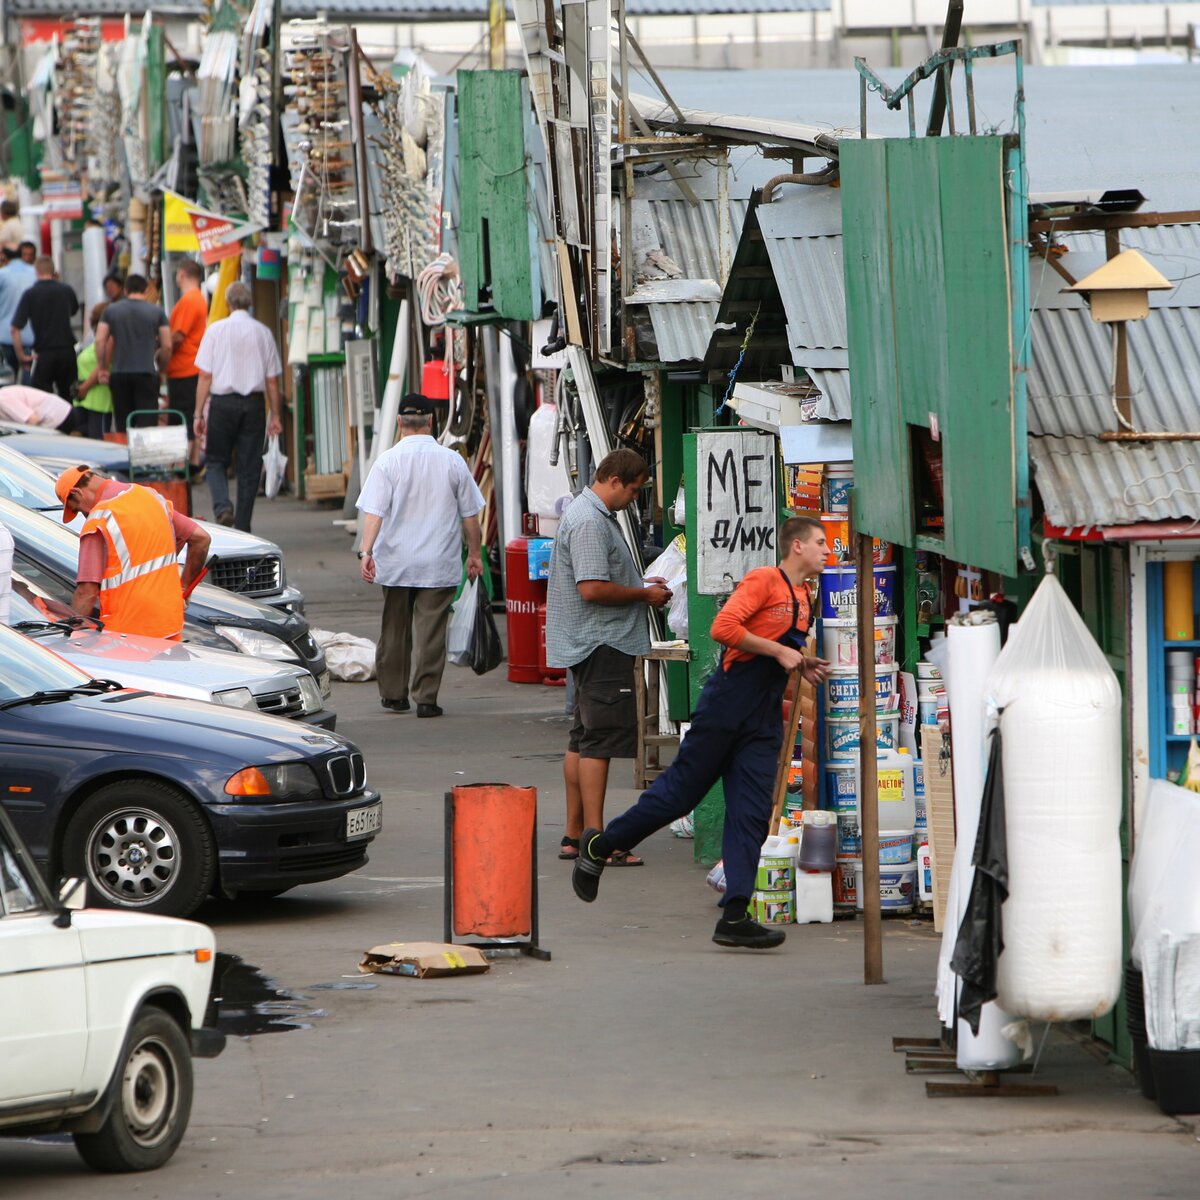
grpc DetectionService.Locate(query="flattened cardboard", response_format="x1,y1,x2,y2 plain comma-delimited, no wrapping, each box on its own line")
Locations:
359,941,490,978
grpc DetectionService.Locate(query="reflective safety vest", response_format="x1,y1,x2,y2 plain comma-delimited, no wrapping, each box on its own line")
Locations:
80,485,184,640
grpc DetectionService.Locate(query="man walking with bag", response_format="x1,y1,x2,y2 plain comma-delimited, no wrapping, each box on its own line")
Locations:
357,395,485,718
192,282,283,531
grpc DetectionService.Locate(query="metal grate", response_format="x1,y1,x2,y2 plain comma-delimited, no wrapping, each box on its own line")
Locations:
277,845,368,874
255,687,304,719
209,555,283,597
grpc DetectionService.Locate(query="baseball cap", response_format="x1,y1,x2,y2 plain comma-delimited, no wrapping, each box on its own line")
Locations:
399,393,435,416
55,465,92,521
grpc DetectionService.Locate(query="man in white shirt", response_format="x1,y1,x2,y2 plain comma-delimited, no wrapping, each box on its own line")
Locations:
192,281,283,531
0,522,12,626
357,395,485,717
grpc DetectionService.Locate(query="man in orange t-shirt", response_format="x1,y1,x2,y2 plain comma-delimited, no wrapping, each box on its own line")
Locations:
167,259,208,466
574,514,832,949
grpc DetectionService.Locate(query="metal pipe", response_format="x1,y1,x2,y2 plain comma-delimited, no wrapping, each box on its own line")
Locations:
761,162,839,202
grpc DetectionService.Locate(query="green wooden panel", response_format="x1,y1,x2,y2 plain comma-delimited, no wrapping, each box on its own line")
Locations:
840,141,910,551
145,27,168,173
841,135,1022,577
457,71,537,321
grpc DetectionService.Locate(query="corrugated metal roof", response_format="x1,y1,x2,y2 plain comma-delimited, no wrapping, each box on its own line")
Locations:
805,366,852,422
1030,436,1200,528
648,302,722,364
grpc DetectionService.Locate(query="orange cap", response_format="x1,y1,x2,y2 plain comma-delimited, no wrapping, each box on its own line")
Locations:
55,465,91,522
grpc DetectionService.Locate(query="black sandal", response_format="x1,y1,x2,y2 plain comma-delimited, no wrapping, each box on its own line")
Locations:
558,836,580,860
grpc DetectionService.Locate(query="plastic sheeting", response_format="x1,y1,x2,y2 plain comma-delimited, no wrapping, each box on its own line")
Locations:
989,572,1123,1021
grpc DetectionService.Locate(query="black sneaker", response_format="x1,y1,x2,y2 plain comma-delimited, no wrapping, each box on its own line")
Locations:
572,827,607,902
713,914,786,949
416,703,443,718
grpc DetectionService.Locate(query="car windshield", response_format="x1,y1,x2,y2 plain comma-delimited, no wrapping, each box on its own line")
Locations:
0,445,60,510
0,496,81,581
0,623,93,701
7,570,86,629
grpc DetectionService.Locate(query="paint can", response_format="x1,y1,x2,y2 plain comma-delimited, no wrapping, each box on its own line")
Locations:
836,811,862,856
819,564,898,621
854,860,917,914
751,890,795,925
822,466,854,513
824,664,899,714
825,763,858,812
833,856,860,907
820,514,893,566
877,829,914,865
755,855,795,893
825,711,901,763
820,616,898,667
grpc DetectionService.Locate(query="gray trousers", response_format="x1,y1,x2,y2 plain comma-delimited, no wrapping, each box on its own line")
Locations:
377,585,456,705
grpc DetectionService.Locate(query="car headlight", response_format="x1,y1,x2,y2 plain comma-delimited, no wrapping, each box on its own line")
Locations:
215,625,295,661
224,762,323,802
213,687,257,710
297,673,323,715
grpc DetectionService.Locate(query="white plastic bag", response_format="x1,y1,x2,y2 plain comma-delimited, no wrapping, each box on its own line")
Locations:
987,573,1123,1021
447,579,477,667
643,535,687,590
310,628,376,682
263,435,288,500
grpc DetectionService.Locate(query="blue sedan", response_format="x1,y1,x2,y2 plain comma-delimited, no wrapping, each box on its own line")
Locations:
0,625,382,916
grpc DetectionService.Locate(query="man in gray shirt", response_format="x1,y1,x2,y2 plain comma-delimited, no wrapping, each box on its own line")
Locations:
546,448,671,864
95,273,171,431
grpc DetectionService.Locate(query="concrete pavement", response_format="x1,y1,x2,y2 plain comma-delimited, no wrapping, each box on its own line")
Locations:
3,495,1196,1197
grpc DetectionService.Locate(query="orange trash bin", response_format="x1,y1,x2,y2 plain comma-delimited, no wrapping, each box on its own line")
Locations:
444,784,550,960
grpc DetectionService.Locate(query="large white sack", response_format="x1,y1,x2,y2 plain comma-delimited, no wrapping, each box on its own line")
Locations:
987,573,1123,1021
311,628,377,683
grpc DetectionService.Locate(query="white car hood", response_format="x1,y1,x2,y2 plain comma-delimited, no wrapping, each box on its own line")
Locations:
72,909,216,962
30,628,304,701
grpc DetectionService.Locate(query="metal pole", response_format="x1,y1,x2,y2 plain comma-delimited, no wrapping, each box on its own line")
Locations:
855,510,883,985
926,0,964,136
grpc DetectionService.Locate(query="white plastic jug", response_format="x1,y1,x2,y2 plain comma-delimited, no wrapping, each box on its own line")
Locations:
854,748,916,836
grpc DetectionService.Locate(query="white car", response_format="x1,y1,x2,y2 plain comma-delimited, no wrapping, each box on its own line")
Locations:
6,567,335,728
0,806,223,1172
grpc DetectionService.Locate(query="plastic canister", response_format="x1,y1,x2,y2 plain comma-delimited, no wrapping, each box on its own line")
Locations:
855,748,916,838
796,811,836,872
756,835,795,893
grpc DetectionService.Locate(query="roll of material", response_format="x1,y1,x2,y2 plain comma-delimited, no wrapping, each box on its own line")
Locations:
81,226,108,318
989,574,1123,1022
937,616,1021,1070
1164,561,1195,641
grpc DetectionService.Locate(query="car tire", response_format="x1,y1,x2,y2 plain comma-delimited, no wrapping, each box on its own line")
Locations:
63,781,215,917
73,1007,194,1173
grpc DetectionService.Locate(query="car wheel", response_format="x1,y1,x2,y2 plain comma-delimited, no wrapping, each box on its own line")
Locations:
63,781,215,917
73,1007,194,1173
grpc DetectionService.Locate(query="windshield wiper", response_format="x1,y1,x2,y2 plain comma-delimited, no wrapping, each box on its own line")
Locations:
13,616,103,636
0,679,125,711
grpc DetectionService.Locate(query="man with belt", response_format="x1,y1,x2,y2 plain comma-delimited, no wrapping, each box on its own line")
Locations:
56,466,211,641
192,281,283,531
573,514,831,950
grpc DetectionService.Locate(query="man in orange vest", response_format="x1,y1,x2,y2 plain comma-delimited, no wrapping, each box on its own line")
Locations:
55,466,211,640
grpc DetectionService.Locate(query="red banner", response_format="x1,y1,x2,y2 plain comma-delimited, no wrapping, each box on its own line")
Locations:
188,212,245,265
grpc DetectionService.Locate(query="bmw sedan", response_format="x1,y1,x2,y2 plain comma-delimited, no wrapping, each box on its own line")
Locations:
0,496,330,696
0,624,381,916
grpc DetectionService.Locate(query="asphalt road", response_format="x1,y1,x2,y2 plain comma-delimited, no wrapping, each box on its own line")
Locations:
3,496,1197,1198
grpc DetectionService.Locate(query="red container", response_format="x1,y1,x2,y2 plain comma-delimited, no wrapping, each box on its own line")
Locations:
421,357,451,400
450,784,535,937
506,538,546,684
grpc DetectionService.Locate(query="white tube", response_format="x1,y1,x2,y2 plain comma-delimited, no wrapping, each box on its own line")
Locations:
368,299,409,472
498,331,521,550
938,618,1022,1071
82,226,108,332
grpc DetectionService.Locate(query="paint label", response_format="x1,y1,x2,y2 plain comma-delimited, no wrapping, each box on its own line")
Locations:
755,857,795,892
751,889,795,925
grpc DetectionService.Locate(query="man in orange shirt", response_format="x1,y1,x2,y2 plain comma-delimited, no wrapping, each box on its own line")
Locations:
574,514,831,948
167,259,208,468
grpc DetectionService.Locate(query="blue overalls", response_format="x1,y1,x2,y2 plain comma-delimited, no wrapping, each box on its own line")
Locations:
605,570,809,905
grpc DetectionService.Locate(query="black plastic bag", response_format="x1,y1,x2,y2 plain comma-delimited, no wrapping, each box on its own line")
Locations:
951,726,1010,1036
468,585,504,675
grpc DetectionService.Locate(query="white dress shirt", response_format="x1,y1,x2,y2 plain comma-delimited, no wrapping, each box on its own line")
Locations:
356,435,486,588
194,310,282,395
0,385,71,428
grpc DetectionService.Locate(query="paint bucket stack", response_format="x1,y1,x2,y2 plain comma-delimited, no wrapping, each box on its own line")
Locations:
916,660,946,727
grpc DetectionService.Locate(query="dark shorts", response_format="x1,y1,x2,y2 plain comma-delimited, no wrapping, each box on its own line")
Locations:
568,645,638,759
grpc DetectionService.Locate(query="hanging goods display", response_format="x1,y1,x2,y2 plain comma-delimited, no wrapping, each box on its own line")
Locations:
937,614,1021,1071
987,573,1123,1022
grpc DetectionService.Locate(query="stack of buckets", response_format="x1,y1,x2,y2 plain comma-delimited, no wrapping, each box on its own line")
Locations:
916,660,945,727
751,814,836,926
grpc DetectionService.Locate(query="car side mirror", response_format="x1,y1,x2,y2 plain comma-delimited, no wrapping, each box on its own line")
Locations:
58,877,87,911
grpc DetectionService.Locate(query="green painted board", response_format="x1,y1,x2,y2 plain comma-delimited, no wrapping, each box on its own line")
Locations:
841,135,1024,578
457,71,538,322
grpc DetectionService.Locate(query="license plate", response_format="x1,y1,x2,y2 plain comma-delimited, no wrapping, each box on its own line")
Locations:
318,669,332,698
345,802,382,841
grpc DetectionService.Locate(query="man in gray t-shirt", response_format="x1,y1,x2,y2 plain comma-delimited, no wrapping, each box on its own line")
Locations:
546,448,671,864
95,273,171,431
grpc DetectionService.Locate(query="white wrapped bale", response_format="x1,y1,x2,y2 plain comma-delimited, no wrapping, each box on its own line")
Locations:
987,573,1123,1021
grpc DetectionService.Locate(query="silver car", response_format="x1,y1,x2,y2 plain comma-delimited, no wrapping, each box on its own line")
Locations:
0,438,304,612
6,571,335,729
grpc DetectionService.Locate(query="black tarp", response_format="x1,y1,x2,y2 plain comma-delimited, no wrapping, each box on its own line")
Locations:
950,726,1010,1036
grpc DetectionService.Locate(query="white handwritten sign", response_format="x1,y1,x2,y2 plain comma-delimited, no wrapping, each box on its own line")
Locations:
696,430,777,595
